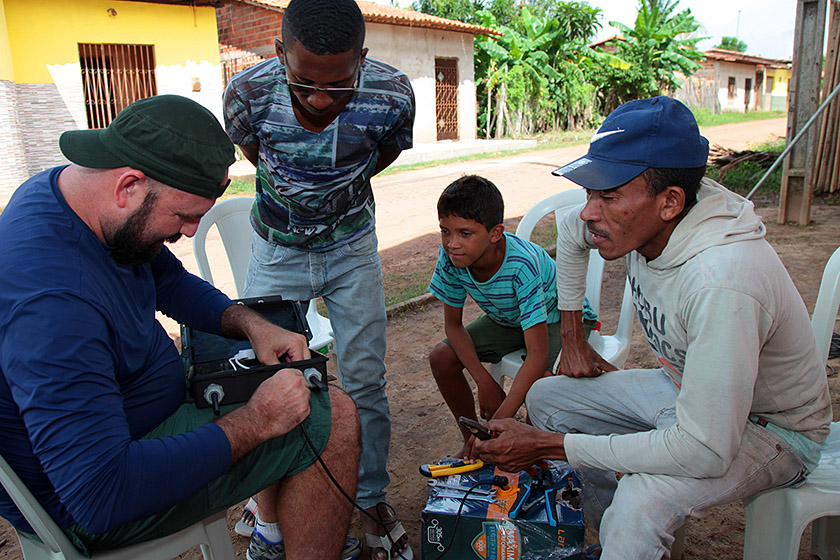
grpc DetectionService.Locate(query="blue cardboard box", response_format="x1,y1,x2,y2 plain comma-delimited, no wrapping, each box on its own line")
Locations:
421,461,585,559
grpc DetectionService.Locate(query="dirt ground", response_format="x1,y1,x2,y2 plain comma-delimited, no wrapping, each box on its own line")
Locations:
6,118,840,559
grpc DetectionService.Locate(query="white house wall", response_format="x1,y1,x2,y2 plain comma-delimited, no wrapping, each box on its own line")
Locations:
715,61,759,113
365,22,477,144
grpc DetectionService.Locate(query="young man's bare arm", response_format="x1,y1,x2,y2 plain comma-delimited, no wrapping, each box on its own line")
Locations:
237,143,260,167
492,322,548,419
443,304,505,419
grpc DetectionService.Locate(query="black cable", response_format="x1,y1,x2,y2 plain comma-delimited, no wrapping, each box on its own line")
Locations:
431,476,509,560
830,332,840,359
300,423,410,560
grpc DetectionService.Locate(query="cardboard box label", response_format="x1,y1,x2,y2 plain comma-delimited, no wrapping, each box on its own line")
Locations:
472,521,521,559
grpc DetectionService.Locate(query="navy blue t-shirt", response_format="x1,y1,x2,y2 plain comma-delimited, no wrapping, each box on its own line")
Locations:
0,167,233,534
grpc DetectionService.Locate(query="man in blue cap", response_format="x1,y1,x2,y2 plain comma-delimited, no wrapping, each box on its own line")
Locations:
471,96,831,559
0,94,360,559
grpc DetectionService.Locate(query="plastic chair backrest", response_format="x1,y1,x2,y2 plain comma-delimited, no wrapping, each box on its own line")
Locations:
516,189,634,362
191,198,334,353
515,189,604,314
192,197,254,298
810,246,840,364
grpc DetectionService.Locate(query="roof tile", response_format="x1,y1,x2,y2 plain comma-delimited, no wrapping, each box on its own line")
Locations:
235,0,501,37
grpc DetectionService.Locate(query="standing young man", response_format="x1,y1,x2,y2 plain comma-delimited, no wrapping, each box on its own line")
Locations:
471,97,832,559
223,0,415,558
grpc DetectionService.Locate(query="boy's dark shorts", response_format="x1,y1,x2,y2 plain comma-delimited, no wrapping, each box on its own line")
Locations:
443,314,596,375
64,390,332,555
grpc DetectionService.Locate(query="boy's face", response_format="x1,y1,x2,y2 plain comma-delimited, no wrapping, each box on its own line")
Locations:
439,215,503,269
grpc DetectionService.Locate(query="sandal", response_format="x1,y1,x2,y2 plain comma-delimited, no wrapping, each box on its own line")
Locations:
235,497,258,537
584,543,602,559
365,502,413,560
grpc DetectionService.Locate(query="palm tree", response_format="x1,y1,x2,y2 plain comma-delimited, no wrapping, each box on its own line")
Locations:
476,7,562,137
590,0,705,112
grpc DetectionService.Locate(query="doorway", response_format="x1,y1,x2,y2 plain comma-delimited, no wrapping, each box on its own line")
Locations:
435,58,458,141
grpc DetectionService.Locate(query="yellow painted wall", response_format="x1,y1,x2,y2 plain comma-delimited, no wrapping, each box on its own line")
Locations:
766,68,791,96
0,0,15,81
4,0,220,84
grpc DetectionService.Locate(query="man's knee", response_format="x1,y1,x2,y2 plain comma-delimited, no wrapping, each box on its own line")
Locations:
327,387,361,444
525,376,567,430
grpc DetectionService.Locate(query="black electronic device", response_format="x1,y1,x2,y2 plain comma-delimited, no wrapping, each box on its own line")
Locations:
458,416,495,440
180,296,329,414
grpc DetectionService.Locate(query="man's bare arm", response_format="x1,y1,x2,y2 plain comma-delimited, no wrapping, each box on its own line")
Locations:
220,303,310,364
238,143,260,167
558,310,616,377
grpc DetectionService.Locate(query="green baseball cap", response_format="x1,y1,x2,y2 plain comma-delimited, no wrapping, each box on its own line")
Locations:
59,94,235,198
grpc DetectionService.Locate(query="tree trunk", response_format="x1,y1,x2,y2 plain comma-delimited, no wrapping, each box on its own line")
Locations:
495,83,507,139
486,87,493,139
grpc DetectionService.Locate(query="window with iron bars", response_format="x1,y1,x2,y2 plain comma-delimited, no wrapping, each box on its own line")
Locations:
79,43,157,129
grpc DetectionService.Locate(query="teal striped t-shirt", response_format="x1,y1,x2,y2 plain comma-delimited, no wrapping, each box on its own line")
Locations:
429,233,595,329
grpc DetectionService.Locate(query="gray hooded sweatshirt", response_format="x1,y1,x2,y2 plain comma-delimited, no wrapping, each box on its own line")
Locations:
555,179,832,478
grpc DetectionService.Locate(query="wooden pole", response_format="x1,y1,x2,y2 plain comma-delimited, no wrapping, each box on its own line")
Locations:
779,0,827,224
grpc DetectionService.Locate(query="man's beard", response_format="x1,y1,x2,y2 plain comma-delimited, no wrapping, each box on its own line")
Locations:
105,190,181,266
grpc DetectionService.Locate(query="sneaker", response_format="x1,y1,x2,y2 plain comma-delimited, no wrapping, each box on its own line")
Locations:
342,535,362,560
246,531,361,560
246,530,283,560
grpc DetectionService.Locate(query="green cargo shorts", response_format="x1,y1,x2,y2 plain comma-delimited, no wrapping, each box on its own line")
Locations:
65,390,331,556
444,314,595,372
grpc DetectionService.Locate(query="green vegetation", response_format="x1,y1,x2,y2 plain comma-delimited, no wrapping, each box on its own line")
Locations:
691,108,786,127
589,0,705,113
717,36,747,52
414,0,710,135
383,260,438,307
224,110,786,192
227,176,256,195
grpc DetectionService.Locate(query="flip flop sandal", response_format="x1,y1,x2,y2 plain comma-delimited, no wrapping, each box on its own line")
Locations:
584,543,602,559
365,503,413,560
235,498,257,537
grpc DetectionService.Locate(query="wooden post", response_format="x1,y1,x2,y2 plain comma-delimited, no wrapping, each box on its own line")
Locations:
779,0,827,224
813,0,840,194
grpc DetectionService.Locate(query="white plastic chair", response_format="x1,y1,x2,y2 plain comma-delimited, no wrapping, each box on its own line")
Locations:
0,453,235,560
192,197,334,355
489,189,635,383
742,245,840,560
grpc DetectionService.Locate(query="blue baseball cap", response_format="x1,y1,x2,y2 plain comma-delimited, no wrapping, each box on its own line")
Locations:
552,96,709,190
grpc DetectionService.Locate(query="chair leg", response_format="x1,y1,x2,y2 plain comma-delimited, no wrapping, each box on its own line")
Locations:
811,516,840,560
743,491,805,560
201,513,236,560
671,522,686,560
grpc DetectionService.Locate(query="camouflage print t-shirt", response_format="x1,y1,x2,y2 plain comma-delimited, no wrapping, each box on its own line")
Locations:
223,57,415,250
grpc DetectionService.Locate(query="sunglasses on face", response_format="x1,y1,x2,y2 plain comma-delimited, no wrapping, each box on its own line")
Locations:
284,57,360,100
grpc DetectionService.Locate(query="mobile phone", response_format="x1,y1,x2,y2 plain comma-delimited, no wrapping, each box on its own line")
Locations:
458,416,494,440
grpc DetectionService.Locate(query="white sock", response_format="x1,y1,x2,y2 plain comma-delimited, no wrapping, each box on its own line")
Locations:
255,512,283,544
244,497,258,515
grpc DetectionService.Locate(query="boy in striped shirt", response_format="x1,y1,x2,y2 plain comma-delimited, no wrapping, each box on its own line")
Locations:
428,175,595,456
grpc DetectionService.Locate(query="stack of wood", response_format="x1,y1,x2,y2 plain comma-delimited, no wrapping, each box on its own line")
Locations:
709,143,781,176
813,0,840,195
